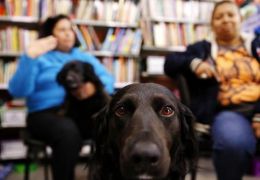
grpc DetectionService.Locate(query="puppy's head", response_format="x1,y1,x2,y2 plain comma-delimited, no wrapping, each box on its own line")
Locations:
96,83,197,179
57,60,103,92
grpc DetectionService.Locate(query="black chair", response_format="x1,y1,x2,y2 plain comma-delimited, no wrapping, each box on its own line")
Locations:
20,130,49,180
175,74,212,180
21,130,95,180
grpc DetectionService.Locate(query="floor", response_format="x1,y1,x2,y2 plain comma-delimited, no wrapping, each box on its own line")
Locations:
4,157,260,180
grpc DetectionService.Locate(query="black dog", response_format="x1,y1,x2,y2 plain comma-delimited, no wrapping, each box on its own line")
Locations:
89,83,198,180
56,60,110,139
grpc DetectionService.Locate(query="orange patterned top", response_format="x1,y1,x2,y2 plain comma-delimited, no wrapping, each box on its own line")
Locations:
216,46,260,106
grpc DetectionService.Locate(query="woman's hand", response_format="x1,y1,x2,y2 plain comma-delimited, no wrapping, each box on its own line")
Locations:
26,36,57,59
195,61,219,81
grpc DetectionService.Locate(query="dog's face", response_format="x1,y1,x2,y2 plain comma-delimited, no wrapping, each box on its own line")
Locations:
57,60,103,96
98,83,197,179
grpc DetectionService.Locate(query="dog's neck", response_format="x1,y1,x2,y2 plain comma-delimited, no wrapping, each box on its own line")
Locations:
66,89,109,117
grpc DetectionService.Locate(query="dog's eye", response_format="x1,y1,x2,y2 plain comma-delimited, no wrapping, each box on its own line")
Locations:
115,106,128,117
159,106,174,117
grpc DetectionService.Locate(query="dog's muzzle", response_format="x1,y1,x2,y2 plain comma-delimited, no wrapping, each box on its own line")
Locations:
120,138,170,179
65,73,82,90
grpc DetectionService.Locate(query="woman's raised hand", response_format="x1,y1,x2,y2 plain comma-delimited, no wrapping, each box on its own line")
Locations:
26,36,58,59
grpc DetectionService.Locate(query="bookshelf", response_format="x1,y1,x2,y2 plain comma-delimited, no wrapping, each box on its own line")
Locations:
0,0,142,161
139,0,216,80
0,0,142,89
0,0,223,161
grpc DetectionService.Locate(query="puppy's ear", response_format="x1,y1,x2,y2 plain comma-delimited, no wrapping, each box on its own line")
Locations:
179,102,198,174
83,63,103,88
56,69,65,85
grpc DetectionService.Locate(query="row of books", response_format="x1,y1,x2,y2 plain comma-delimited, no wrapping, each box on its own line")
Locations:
101,57,138,83
141,0,215,22
0,0,72,18
0,57,138,85
1,0,216,24
0,59,17,84
75,0,140,24
0,0,140,24
0,104,27,128
141,20,211,47
0,25,143,55
0,27,37,52
0,140,27,159
75,26,142,55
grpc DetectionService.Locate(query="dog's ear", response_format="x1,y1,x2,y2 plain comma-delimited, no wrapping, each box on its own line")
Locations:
82,62,103,89
88,105,109,180
56,68,66,86
172,102,198,175
93,104,110,147
90,103,118,180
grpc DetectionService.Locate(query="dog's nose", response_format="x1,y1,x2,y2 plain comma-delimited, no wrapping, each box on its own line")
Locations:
130,142,161,167
66,75,79,89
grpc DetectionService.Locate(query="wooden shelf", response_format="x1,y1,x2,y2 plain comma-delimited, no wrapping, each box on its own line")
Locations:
0,16,38,23
88,50,139,58
150,17,209,25
0,84,8,89
140,74,176,90
141,46,186,56
0,52,21,57
0,51,140,59
73,19,139,28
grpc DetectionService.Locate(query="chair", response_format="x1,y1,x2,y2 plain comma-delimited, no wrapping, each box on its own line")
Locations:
175,74,212,180
175,74,260,179
21,130,95,180
20,130,49,180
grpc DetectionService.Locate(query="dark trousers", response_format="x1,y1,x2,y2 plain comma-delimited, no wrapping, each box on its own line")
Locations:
27,107,82,180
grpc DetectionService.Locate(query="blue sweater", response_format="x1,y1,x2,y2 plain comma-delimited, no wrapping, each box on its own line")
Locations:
8,48,115,113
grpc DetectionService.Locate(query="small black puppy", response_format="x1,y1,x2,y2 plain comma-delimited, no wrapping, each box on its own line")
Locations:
57,60,110,139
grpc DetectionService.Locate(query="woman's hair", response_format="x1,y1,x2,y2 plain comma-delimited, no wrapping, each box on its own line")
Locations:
211,0,240,23
39,14,80,47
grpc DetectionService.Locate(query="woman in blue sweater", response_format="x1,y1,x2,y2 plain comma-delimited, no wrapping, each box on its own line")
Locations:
8,14,114,180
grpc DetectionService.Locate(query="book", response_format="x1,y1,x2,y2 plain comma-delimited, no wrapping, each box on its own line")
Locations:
73,25,88,50
146,56,165,75
79,25,95,51
153,23,167,47
101,28,114,51
87,26,102,50
131,29,142,55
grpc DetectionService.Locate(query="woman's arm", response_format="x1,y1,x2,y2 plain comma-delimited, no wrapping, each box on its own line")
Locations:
164,40,211,78
8,36,57,98
8,54,39,97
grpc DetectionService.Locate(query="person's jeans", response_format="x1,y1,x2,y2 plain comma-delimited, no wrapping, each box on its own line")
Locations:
211,111,256,180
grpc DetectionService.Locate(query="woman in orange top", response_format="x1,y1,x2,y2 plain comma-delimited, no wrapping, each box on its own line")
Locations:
165,1,260,180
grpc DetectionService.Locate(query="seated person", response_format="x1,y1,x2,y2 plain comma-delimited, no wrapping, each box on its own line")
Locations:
8,14,114,180
164,1,260,180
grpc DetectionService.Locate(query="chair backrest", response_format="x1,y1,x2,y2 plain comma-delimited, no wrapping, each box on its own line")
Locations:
174,74,211,135
175,74,191,106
